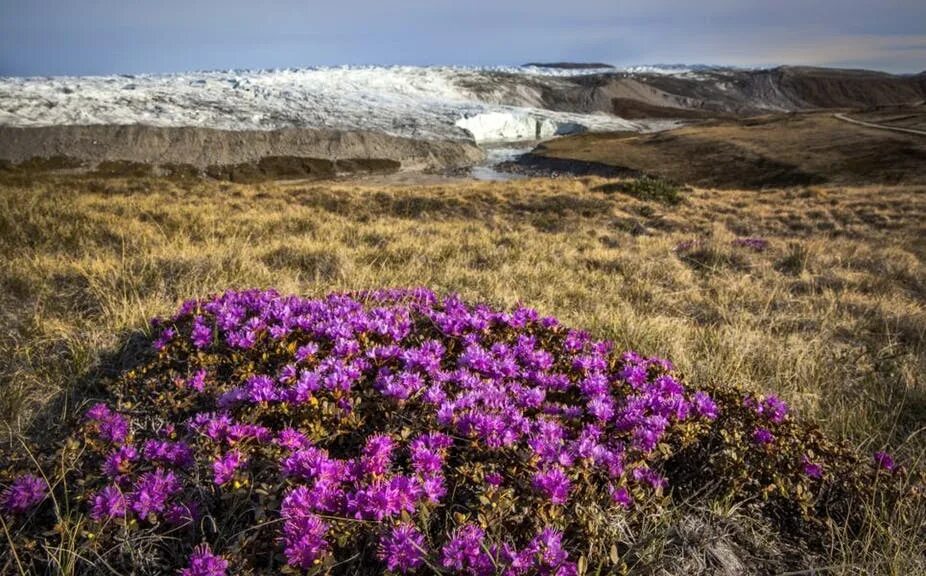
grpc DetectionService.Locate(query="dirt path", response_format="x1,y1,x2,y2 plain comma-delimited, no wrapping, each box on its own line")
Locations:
833,113,926,136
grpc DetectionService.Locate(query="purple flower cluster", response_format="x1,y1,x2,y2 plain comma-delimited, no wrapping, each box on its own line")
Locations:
85,403,130,444
441,524,578,576
212,450,245,485
2,474,47,515
378,523,427,573
181,544,228,576
280,488,329,569
136,288,729,570
56,287,905,573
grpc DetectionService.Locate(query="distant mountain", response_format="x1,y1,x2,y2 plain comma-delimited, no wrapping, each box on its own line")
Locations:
522,62,615,70
1,65,924,147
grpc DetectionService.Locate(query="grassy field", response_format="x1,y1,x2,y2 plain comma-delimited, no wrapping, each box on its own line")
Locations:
1,174,925,573
529,112,926,189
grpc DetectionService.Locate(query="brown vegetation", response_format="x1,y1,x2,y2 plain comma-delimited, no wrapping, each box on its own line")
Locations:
526,112,926,188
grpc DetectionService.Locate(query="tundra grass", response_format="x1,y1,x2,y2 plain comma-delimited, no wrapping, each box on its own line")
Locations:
1,175,924,574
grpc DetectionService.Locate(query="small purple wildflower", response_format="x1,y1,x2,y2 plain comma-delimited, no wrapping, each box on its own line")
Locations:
692,391,718,420
2,474,47,515
187,369,207,393
378,523,427,573
191,316,213,349
533,467,572,505
102,445,138,478
90,486,127,521
213,450,245,485
281,514,329,569
153,327,176,351
130,469,180,519
610,485,633,508
485,472,504,487
85,403,129,444
180,544,228,576
801,456,823,479
753,428,775,445
441,524,493,574
874,451,896,472
758,395,789,423
360,434,395,476
143,440,193,468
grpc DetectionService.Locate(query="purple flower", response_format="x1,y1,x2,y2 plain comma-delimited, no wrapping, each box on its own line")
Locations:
85,403,129,444
441,524,493,573
421,475,447,504
522,528,572,571
143,440,193,468
610,485,633,508
692,391,718,420
874,451,896,472
153,327,175,351
2,474,47,515
213,451,245,485
275,428,311,451
130,468,180,519
801,456,823,479
191,316,213,349
758,395,789,423
102,445,138,478
187,369,207,393
360,434,395,476
632,467,667,490
165,501,199,526
282,514,329,569
533,468,572,505
244,375,279,403
181,544,228,576
753,428,775,445
485,472,504,487
90,485,127,521
378,523,427,573
295,343,319,362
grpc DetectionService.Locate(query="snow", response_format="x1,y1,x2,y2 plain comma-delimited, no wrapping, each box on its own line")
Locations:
0,65,696,143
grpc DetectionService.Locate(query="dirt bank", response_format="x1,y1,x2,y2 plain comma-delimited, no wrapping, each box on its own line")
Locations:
0,124,485,172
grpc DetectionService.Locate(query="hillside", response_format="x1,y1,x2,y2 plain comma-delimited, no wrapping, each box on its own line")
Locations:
519,110,926,188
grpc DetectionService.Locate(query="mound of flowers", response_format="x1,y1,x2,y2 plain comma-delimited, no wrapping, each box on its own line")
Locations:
1,288,918,574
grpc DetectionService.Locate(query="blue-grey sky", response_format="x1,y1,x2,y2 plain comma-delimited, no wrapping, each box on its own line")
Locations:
2,0,925,76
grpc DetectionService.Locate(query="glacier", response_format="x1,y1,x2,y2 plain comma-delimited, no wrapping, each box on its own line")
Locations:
455,112,587,144
0,65,678,144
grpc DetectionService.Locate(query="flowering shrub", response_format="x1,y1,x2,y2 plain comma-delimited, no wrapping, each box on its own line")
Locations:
1,288,920,574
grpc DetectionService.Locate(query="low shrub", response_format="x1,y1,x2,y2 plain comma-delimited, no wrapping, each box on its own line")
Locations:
612,176,683,205
1,289,920,574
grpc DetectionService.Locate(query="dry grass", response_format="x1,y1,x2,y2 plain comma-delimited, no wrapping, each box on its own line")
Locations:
1,174,925,574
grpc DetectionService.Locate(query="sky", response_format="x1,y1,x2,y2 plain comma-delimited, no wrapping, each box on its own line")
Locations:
1,0,925,76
